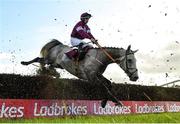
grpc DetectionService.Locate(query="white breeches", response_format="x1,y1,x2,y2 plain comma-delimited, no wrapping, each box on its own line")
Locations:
70,37,85,46
70,37,93,48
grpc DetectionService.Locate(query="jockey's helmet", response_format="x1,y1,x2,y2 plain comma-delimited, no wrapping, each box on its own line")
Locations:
80,12,92,21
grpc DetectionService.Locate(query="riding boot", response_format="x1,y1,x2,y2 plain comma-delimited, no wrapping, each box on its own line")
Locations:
78,43,86,61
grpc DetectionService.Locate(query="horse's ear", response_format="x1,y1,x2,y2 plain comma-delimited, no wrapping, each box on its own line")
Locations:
127,45,131,51
133,49,138,53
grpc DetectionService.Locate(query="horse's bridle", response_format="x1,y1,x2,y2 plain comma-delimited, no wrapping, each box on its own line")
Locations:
116,51,137,79
124,51,138,79
95,48,137,79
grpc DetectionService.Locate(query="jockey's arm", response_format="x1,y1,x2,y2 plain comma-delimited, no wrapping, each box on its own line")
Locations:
78,29,92,39
76,25,97,44
87,28,97,44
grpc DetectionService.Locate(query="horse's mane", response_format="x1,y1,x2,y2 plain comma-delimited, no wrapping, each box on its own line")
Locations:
47,39,124,50
93,47,124,50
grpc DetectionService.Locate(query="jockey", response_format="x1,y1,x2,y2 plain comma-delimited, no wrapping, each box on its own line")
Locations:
71,12,97,51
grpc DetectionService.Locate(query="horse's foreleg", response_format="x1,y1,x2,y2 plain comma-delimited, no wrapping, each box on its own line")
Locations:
96,74,123,107
21,57,44,66
85,71,108,107
101,82,123,107
84,70,122,108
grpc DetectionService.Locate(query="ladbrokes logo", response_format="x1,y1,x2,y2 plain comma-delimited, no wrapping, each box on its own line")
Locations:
34,102,87,116
167,104,180,112
93,103,131,115
135,104,164,113
0,103,24,118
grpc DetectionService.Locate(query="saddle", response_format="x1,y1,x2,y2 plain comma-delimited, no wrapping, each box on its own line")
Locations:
65,45,92,61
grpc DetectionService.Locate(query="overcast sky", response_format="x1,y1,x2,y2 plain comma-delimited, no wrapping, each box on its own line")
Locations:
0,0,180,86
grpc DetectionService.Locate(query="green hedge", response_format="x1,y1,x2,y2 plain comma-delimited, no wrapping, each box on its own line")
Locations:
0,74,180,101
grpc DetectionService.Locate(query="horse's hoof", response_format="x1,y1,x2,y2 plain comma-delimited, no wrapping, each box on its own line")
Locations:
115,101,123,107
21,61,28,65
101,99,107,108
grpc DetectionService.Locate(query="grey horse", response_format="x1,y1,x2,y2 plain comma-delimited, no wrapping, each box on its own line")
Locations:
21,39,139,108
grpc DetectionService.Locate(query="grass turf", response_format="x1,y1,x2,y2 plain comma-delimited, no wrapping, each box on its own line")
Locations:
0,112,180,123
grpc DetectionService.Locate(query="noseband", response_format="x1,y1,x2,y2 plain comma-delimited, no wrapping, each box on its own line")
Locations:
125,51,138,78
117,51,137,78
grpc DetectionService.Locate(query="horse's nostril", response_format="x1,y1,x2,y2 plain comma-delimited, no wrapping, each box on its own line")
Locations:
130,76,138,81
134,76,139,80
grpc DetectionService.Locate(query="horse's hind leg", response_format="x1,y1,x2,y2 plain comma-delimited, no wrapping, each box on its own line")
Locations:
21,57,44,66
47,65,60,78
21,57,59,78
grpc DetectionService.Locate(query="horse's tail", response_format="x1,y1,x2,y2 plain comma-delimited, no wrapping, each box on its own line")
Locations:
40,39,63,58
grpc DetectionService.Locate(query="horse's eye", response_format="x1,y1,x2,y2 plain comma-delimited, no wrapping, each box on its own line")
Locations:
128,59,132,63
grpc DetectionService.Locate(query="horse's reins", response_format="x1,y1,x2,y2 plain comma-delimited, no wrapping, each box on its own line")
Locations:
32,41,137,79
94,42,116,63
94,41,137,79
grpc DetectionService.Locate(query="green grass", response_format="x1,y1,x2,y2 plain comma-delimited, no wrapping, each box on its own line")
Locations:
0,113,180,123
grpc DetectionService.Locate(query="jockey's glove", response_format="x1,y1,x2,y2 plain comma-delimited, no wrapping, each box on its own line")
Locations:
91,38,98,44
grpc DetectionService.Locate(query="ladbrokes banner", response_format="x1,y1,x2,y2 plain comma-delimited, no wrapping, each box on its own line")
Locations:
0,99,180,118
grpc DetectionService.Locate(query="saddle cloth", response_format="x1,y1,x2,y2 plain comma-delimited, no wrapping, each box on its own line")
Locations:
65,49,78,59
65,46,92,60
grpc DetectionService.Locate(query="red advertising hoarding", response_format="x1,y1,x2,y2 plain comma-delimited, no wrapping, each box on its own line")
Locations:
0,99,180,118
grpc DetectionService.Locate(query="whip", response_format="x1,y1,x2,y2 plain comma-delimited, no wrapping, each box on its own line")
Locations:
94,41,116,62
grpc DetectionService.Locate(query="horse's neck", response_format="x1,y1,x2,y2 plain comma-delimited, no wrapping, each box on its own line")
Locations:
94,47,126,64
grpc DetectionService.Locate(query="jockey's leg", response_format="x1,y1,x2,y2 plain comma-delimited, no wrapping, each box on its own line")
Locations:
78,43,93,60
70,37,84,47
78,43,86,60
